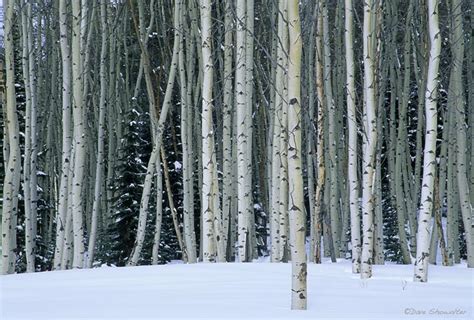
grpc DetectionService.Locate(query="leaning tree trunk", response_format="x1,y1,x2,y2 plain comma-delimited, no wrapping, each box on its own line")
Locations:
414,0,441,282
127,0,179,265
287,0,307,310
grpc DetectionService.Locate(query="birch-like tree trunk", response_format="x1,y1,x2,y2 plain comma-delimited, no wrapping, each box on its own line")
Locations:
21,0,38,273
235,0,253,262
179,0,197,263
2,0,21,275
450,0,473,268
70,0,87,269
313,7,326,264
152,154,163,265
200,0,218,263
127,0,157,266
53,0,73,270
221,0,234,260
270,0,287,262
87,0,108,268
321,0,341,258
245,0,256,261
287,0,307,310
345,0,360,274
414,0,441,282
128,0,179,265
361,0,378,279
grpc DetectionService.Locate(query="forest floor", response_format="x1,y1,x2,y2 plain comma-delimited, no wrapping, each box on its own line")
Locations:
0,259,472,319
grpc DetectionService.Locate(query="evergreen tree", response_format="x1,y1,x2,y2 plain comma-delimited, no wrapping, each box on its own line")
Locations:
102,108,151,266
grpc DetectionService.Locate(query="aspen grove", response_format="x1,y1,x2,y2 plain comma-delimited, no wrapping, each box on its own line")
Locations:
0,0,473,313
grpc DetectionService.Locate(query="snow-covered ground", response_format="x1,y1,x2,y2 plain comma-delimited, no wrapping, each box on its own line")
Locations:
1,260,472,319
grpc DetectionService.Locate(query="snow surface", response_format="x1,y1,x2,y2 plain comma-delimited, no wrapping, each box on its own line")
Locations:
0,260,472,320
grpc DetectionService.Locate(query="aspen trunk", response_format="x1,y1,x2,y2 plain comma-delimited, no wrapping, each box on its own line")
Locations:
21,0,38,273
2,0,21,275
313,8,325,264
287,0,307,310
270,0,287,262
53,0,73,270
245,0,257,261
235,0,254,262
87,0,108,268
221,0,234,261
414,0,441,282
321,0,341,258
128,0,179,265
361,0,378,279
71,0,86,269
450,0,474,267
345,0,360,274
152,155,163,265
200,0,218,263
179,0,197,263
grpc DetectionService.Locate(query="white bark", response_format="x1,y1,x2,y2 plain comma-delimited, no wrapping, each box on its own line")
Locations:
270,0,287,262
245,0,256,261
53,0,73,270
152,156,163,265
450,0,474,268
21,0,37,273
414,0,441,282
2,0,21,275
345,0,360,274
128,148,157,266
235,0,254,262
71,0,86,269
321,0,340,258
222,0,234,259
360,0,378,279
313,9,325,263
287,0,307,310
179,0,197,264
128,0,179,265
200,0,218,263
87,0,108,268
61,150,75,270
